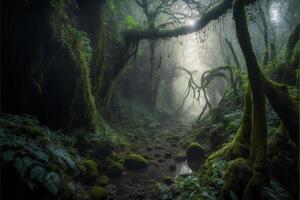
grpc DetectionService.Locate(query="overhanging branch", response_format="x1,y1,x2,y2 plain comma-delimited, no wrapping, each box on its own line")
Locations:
124,0,233,41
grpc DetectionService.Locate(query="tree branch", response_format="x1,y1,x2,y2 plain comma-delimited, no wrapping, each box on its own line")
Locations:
124,0,233,41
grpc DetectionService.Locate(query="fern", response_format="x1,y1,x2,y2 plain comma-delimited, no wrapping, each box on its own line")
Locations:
0,114,80,196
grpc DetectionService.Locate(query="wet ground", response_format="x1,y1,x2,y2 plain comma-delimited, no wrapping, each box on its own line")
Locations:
107,120,195,200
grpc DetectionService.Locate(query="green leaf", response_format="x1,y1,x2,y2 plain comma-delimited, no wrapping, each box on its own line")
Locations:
49,147,77,172
264,187,279,200
126,15,140,29
30,165,46,182
201,191,210,197
0,130,11,147
15,156,34,177
43,172,61,195
32,150,49,163
2,150,15,161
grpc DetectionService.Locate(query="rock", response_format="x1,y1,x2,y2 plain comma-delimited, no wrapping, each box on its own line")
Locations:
149,122,160,128
146,147,153,151
107,163,123,178
151,161,160,167
83,159,98,181
169,165,176,172
89,186,107,200
186,142,207,171
106,184,117,194
164,153,171,158
154,153,160,158
124,153,149,170
186,142,207,161
171,143,177,148
158,158,165,163
96,176,110,187
174,153,186,162
163,176,174,185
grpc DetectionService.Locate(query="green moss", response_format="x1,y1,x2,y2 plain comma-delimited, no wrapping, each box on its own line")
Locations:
83,159,98,180
107,163,123,178
96,175,110,187
208,86,252,162
186,142,207,161
219,158,252,199
89,186,107,200
50,0,102,131
125,15,140,29
124,153,148,170
107,0,116,14
175,152,186,162
163,176,174,185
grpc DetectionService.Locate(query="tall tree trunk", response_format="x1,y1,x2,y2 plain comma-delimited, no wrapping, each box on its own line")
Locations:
262,78,299,147
208,85,252,161
258,1,270,65
225,38,241,68
233,0,268,198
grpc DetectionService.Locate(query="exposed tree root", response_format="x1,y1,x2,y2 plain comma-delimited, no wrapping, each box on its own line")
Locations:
208,86,251,162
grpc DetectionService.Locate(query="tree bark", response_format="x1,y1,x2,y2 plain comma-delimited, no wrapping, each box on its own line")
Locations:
208,85,252,161
262,78,299,147
232,0,268,198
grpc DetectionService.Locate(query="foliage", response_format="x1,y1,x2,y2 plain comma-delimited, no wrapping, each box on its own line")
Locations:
0,114,81,196
77,128,120,160
107,0,116,14
126,15,140,29
160,159,228,200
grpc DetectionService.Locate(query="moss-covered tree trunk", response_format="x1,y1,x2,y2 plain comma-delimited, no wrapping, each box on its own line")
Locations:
262,78,299,147
103,41,138,116
233,0,268,198
208,85,252,161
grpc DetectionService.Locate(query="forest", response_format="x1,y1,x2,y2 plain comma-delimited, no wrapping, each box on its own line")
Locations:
1,0,299,199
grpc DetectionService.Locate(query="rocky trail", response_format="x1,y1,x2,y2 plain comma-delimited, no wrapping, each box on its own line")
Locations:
106,120,196,200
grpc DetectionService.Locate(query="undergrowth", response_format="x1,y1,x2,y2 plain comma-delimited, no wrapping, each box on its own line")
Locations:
160,159,228,200
0,114,81,196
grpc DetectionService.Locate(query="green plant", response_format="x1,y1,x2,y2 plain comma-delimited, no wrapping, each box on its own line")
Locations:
125,15,140,29
0,114,80,196
160,159,228,200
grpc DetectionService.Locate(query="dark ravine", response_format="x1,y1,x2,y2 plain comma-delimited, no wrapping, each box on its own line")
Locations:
1,0,299,200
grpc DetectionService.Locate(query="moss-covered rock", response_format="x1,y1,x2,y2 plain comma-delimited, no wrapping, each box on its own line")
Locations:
164,153,171,158
186,142,207,171
186,142,207,161
89,186,107,200
163,176,174,185
174,153,186,162
83,159,98,181
107,163,123,178
124,153,148,170
96,175,110,187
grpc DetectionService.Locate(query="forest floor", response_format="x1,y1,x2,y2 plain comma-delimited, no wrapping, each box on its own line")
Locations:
106,119,197,200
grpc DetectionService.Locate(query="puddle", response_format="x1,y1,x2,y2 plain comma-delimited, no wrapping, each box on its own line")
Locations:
175,161,192,177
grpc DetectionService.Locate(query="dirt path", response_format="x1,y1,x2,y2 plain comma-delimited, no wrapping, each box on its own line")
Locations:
107,120,194,200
